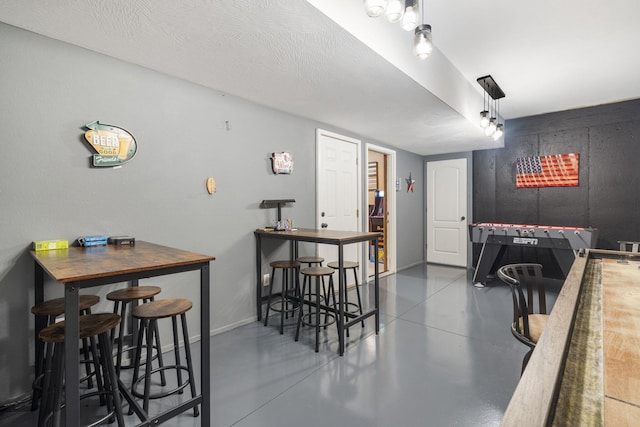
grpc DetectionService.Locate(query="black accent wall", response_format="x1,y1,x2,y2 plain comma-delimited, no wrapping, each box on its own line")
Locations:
472,98,640,275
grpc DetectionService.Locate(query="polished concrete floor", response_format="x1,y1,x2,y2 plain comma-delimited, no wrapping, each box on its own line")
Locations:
1,263,560,426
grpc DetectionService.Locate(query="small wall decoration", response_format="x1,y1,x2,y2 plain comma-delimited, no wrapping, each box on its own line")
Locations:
516,153,579,188
368,162,378,190
271,152,293,174
83,120,137,167
406,172,415,192
206,177,216,195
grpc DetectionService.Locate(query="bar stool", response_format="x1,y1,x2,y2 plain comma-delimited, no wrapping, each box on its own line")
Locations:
263,260,301,334
296,256,327,317
131,298,199,417
295,266,338,352
106,286,165,381
30,295,101,410
328,261,365,334
38,313,124,427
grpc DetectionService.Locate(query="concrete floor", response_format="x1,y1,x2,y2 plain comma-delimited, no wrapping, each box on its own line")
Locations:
1,263,557,426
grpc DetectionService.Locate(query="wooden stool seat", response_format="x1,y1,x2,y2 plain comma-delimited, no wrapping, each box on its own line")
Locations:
327,261,359,269
296,256,325,264
132,298,193,319
300,266,335,276
31,295,100,317
270,260,301,269
39,313,121,342
106,285,161,302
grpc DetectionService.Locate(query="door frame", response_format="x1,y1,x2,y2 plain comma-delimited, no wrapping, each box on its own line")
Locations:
424,153,473,268
366,144,397,279
315,128,363,281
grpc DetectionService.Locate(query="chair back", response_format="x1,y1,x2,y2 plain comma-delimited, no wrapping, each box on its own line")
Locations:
618,240,640,253
497,263,546,346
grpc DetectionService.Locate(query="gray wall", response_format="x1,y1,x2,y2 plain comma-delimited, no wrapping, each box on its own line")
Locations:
0,22,425,402
472,98,640,272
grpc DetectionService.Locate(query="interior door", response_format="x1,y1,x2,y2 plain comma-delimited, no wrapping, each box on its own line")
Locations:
316,129,361,284
426,158,468,267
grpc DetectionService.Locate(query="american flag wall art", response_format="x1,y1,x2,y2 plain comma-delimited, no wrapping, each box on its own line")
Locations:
516,153,579,188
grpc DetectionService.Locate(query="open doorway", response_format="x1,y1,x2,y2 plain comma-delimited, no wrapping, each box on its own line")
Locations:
366,145,396,278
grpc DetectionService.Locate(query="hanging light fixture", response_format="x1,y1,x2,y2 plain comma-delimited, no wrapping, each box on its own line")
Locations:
365,0,432,59
385,0,405,23
401,0,419,31
413,0,432,59
364,0,388,18
479,90,490,128
477,75,506,140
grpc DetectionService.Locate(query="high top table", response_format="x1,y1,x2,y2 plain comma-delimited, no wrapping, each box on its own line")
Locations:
255,228,382,356
31,241,215,427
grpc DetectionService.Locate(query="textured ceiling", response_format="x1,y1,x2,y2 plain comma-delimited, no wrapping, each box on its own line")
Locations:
1,0,638,155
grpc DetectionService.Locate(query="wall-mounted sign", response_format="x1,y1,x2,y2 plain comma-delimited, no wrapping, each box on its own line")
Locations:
516,153,579,188
84,120,137,167
271,152,293,174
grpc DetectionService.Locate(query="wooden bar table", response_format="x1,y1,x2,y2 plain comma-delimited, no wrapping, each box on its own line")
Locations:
255,228,382,356
31,241,215,427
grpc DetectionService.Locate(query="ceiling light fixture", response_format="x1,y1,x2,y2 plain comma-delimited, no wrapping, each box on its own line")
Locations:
364,0,432,60
477,75,506,140
385,0,405,23
365,0,388,18
401,0,419,31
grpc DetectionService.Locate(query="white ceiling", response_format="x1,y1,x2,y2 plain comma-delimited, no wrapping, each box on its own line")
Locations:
1,0,639,155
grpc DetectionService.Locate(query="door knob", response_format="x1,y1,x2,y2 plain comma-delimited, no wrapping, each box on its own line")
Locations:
321,223,328,228
461,216,466,221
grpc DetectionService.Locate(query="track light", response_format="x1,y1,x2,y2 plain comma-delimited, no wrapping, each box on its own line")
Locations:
401,0,419,31
414,24,432,59
385,0,405,23
364,0,388,18
365,0,432,59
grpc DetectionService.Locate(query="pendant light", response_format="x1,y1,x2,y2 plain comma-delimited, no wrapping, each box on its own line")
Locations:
413,0,432,59
401,0,419,31
477,75,506,140
365,0,388,18
385,0,405,23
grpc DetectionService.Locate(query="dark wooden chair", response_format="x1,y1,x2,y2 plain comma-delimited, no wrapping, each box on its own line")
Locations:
497,263,550,374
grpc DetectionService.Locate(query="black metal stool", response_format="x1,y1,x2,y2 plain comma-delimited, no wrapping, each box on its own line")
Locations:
38,313,124,427
295,266,338,352
328,261,365,334
30,295,101,411
263,260,301,334
131,298,199,417
106,286,165,381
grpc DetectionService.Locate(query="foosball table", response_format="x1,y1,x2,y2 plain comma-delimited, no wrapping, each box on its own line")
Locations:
469,222,599,286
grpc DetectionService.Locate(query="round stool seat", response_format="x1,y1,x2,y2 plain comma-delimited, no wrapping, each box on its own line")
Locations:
296,256,325,264
327,261,359,269
133,298,192,319
107,285,161,302
39,313,121,343
301,266,335,277
31,295,100,317
270,260,301,269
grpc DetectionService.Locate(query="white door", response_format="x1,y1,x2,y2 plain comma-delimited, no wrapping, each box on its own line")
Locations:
426,158,468,267
316,129,361,284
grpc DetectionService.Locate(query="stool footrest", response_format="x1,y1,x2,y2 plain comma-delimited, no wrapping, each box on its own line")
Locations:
131,365,192,400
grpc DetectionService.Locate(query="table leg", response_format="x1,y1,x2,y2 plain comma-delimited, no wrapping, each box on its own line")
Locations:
200,263,211,427
32,265,46,410
338,244,345,356
64,284,80,427
256,234,262,321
